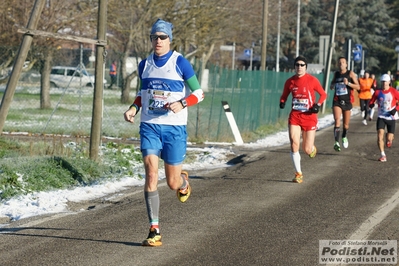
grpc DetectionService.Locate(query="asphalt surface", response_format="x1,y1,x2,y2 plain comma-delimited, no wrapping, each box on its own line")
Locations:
0,114,398,266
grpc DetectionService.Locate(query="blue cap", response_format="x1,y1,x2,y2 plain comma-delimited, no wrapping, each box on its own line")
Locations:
151,19,173,41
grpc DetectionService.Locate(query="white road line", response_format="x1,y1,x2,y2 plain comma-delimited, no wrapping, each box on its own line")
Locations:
349,189,399,240
324,190,399,266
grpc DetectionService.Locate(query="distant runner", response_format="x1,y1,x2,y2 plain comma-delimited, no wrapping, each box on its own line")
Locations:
369,74,399,162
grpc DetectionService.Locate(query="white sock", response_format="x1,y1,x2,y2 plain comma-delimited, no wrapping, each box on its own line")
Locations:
290,151,301,173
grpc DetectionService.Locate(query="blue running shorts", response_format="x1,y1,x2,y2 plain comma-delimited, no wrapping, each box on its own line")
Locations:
139,122,187,165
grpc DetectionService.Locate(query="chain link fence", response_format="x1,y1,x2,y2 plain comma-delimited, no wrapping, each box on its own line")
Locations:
0,47,333,143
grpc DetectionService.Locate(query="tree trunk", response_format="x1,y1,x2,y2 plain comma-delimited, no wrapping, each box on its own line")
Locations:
120,54,129,104
40,50,52,109
121,72,136,104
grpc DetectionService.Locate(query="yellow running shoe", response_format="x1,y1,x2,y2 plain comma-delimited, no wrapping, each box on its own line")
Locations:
309,145,317,158
177,171,191,203
293,172,303,183
142,227,162,247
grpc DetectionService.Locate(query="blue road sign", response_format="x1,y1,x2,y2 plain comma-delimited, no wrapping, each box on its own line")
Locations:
353,44,362,62
244,49,252,57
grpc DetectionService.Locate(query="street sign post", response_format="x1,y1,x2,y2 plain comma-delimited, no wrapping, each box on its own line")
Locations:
395,45,399,71
220,43,236,70
220,45,234,51
353,44,362,63
244,49,253,71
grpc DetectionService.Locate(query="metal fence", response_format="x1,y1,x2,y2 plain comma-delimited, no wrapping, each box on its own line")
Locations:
0,63,332,143
192,64,332,142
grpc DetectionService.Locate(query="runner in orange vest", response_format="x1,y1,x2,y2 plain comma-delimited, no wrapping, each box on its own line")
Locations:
358,70,373,125
369,73,378,120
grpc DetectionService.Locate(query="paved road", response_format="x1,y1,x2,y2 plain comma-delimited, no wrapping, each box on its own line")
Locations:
1,114,398,266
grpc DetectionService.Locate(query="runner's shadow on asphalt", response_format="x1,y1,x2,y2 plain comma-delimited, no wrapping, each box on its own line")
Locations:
1,230,144,246
125,242,143,246
268,149,342,157
186,175,206,180
0,227,69,233
267,179,297,183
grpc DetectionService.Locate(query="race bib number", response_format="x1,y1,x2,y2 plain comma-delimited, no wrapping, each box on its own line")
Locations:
292,98,309,111
146,89,171,116
335,83,348,96
381,100,391,113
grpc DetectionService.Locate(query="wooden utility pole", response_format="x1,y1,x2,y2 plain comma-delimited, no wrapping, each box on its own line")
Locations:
89,0,107,161
259,0,269,125
322,0,339,114
0,0,46,133
260,0,268,70
296,0,300,57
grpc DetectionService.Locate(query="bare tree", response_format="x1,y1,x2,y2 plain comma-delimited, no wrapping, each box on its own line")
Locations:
35,0,97,108
1,0,98,108
169,0,233,70
0,0,35,81
107,0,241,103
107,0,160,103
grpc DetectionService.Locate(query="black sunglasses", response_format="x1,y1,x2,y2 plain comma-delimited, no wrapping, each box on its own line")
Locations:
295,63,306,67
150,34,169,41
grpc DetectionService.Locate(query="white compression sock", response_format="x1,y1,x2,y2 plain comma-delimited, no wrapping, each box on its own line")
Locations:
290,151,301,173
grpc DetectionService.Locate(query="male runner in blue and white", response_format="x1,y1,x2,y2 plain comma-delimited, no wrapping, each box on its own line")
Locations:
123,19,204,247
